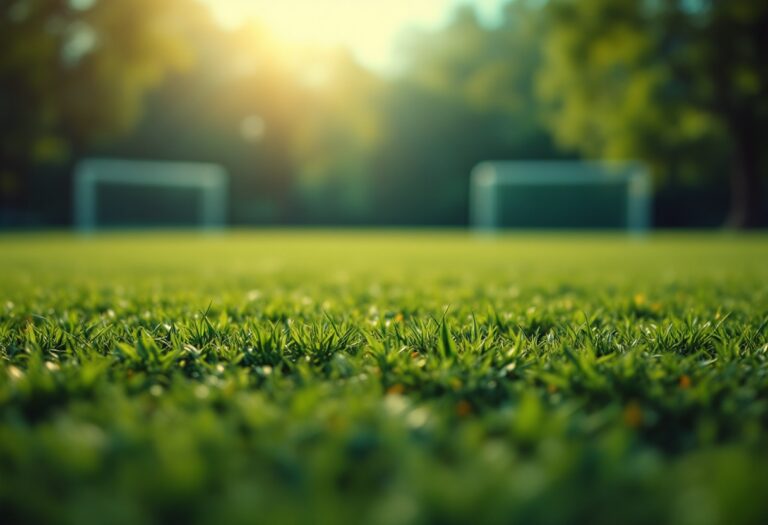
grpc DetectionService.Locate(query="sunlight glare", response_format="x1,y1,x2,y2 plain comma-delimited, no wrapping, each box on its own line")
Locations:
201,0,504,72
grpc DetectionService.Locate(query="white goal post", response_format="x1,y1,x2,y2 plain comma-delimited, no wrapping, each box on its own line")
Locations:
469,160,652,233
74,159,228,231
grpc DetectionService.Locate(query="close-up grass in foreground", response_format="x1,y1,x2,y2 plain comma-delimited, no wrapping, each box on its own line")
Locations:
1,232,767,524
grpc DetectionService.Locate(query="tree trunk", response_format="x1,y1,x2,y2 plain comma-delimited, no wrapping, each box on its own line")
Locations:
725,127,764,229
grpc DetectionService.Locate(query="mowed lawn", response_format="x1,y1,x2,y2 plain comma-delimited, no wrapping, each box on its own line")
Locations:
1,232,767,525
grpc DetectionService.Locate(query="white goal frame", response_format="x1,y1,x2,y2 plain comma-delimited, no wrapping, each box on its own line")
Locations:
469,160,652,233
74,159,228,231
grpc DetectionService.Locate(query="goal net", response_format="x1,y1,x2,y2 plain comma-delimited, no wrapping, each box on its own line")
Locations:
469,161,651,233
74,159,228,231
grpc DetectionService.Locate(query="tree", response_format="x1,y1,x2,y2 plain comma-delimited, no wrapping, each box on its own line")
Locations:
370,4,566,225
538,0,768,228
0,0,197,214
290,48,382,224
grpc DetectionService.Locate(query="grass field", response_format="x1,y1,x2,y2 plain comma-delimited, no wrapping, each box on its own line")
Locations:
1,232,768,524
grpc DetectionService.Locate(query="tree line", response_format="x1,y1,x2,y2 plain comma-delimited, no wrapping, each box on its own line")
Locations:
1,0,765,227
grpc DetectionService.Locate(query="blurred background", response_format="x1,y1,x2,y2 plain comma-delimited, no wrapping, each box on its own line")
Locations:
1,0,766,230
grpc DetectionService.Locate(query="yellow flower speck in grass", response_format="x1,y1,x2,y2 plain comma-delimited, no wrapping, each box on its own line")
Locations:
194,385,210,400
650,302,662,313
456,400,473,417
633,293,646,306
387,383,405,395
394,313,404,323
679,375,692,389
623,401,643,428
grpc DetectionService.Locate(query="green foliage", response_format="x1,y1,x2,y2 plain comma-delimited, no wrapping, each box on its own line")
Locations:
0,0,198,206
538,0,768,225
1,232,767,524
371,3,565,225
538,0,722,165
6,1,764,226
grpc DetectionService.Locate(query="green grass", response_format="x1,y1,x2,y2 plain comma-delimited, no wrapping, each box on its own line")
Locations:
1,231,767,525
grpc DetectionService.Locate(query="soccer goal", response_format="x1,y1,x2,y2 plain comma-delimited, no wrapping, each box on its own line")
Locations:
469,160,652,233
74,159,228,231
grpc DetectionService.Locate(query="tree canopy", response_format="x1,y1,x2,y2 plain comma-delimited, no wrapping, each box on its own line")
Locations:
1,0,765,227
538,0,768,227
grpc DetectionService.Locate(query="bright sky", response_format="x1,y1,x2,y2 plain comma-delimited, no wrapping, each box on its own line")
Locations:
200,0,506,72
